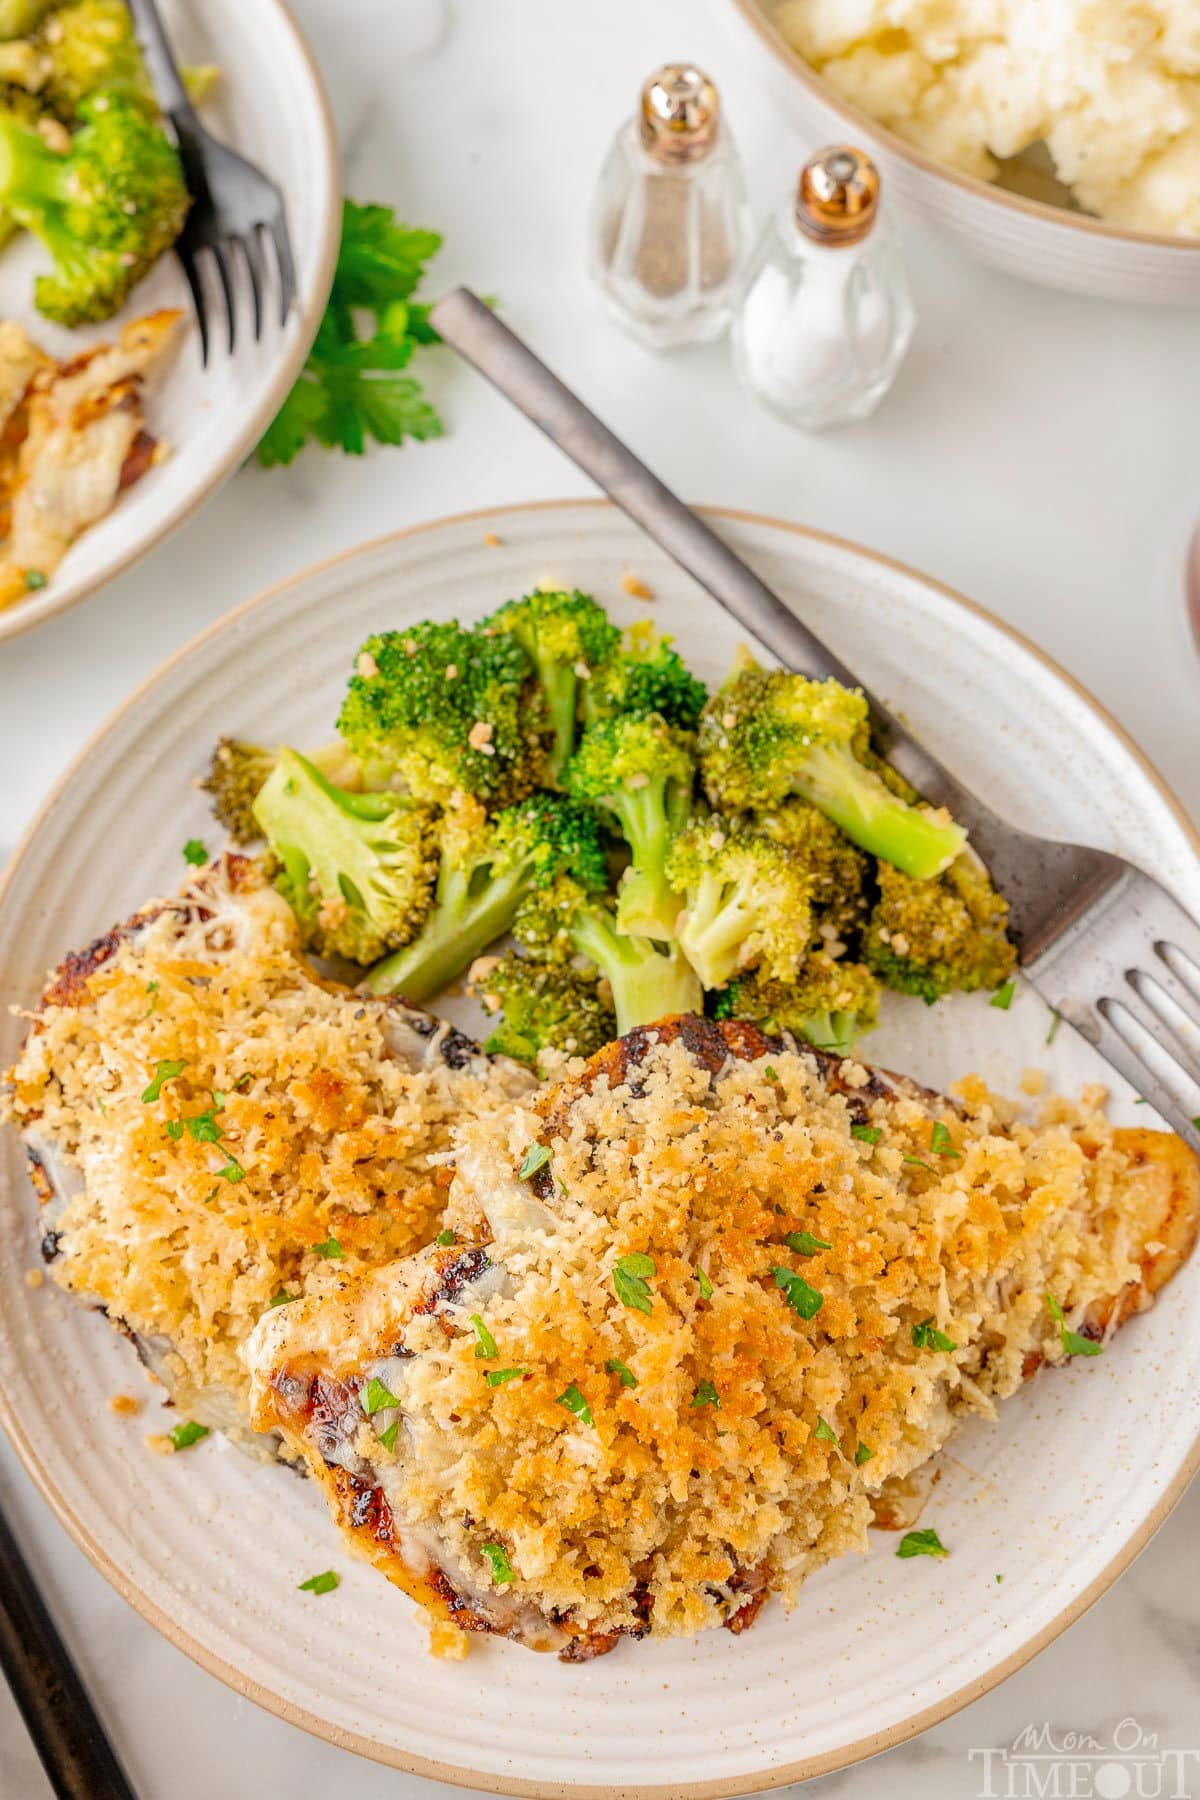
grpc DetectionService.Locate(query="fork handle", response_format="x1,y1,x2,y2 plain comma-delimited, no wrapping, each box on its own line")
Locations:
125,0,195,118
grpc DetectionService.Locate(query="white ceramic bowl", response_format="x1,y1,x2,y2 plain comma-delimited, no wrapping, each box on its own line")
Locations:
1,501,1199,1792
725,0,1200,307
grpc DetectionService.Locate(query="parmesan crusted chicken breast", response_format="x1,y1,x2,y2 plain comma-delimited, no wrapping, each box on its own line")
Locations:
247,1015,1198,1659
2,854,534,1459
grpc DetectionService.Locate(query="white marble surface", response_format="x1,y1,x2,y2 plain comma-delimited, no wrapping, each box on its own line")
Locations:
2,1,1200,1795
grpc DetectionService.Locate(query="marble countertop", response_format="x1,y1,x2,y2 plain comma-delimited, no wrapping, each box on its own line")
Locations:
3,0,1200,1794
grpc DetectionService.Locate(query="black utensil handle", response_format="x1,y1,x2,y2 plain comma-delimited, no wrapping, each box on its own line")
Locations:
0,1500,137,1800
125,0,194,118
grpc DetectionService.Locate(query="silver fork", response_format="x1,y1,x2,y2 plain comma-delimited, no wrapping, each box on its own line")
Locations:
430,286,1200,1150
127,0,296,363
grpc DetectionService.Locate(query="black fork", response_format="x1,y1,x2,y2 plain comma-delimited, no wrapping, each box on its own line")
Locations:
126,0,296,363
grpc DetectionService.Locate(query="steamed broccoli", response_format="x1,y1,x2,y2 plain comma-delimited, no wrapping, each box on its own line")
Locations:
583,620,708,730
864,854,1016,1003
565,712,694,940
699,657,966,882
472,950,616,1064
0,0,52,40
338,621,546,810
0,90,188,323
513,875,702,1037
362,792,606,1003
715,955,881,1057
665,818,815,992
0,2,217,122
202,737,366,844
484,588,620,786
252,749,437,966
755,798,871,942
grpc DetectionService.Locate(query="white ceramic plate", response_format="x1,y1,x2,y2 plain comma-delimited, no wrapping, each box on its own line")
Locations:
1,501,1198,1795
724,0,1200,306
0,0,339,646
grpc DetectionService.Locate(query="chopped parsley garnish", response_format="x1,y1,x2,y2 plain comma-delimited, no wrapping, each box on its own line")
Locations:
929,1121,960,1157
182,838,209,867
309,1236,345,1260
691,1378,721,1410
165,1120,184,1141
896,1528,948,1559
912,1317,958,1353
269,1289,297,1307
435,1229,456,1247
377,1421,399,1452
24,568,46,590
168,1420,209,1451
903,1154,933,1172
556,1382,594,1425
995,1572,1004,1583
141,1058,186,1103
214,1155,245,1184
695,1265,713,1300
361,1376,401,1415
517,1142,551,1181
1046,1010,1062,1046
234,1073,253,1090
1046,1293,1103,1358
784,1230,830,1255
771,1265,824,1320
990,979,1016,1011
855,1442,874,1466
814,1415,838,1445
144,981,159,1017
481,1542,514,1585
470,1314,498,1359
1193,1115,1200,1132
484,1368,526,1387
613,1251,655,1315
298,1570,339,1595
178,1106,223,1144
763,1066,778,1082
604,1357,637,1389
850,1123,881,1146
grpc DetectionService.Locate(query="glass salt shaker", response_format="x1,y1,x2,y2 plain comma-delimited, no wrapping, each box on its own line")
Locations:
732,146,915,428
588,64,752,352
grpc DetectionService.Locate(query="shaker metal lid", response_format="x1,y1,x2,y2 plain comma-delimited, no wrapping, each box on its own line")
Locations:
796,146,880,244
640,64,721,163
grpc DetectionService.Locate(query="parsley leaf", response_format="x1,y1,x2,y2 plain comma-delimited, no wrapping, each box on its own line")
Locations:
896,1528,948,1559
481,1542,514,1585
814,1415,838,1445
257,202,445,467
517,1142,551,1181
903,1154,933,1172
990,979,1016,1011
144,980,159,1017
1046,1010,1062,1046
361,1376,400,1415
556,1382,594,1425
309,1236,345,1260
771,1265,824,1320
855,1441,874,1466
168,1420,208,1451
912,1317,958,1353
604,1357,637,1389
269,1289,297,1307
929,1121,960,1158
695,1265,713,1300
182,839,208,867
435,1229,456,1248
763,1065,778,1082
851,1123,881,1146
1046,1292,1103,1358
214,1155,245,1184
784,1230,830,1255
485,1368,526,1387
376,1420,399,1452
142,1059,186,1103
470,1314,498,1359
691,1378,721,1410
613,1252,655,1314
298,1570,339,1595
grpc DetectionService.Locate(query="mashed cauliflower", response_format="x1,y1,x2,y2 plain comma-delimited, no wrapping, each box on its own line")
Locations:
775,0,1200,235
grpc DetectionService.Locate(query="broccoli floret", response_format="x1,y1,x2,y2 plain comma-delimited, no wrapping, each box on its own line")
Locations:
362,792,606,1003
699,656,966,882
665,818,815,992
0,91,189,324
27,1,217,122
753,798,871,943
338,621,546,810
252,749,436,966
513,875,702,1038
565,712,694,940
864,854,1016,1003
583,620,708,730
484,588,620,787
472,949,616,1064
202,737,365,844
715,955,880,1057
0,0,52,40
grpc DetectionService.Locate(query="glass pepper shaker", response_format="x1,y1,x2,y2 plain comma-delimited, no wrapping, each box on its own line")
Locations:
588,64,752,352
732,146,915,428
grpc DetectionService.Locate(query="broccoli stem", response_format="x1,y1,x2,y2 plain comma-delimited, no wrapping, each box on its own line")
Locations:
570,906,702,1035
610,777,684,940
677,869,763,991
362,859,530,1002
795,1011,857,1056
539,665,578,789
0,115,69,208
794,743,966,882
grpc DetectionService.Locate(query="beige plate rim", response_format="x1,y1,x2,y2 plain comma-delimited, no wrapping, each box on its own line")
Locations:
728,0,1200,255
0,0,343,648
2,497,1198,1795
